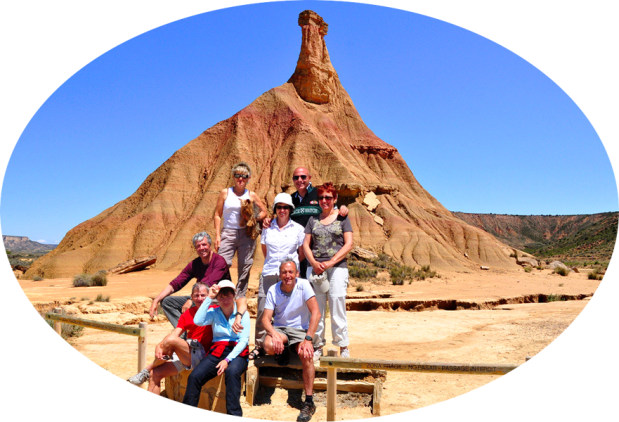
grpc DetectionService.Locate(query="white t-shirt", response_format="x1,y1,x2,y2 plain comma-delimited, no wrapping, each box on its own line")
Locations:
222,187,250,229
264,278,315,330
261,219,305,276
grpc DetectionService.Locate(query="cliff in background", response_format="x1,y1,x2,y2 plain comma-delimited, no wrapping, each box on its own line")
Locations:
453,212,618,263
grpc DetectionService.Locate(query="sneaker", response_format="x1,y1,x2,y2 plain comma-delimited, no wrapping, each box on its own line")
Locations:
340,347,350,358
127,369,150,385
297,402,317,422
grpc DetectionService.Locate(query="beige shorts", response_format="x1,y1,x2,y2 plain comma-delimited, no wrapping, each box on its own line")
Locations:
171,339,206,373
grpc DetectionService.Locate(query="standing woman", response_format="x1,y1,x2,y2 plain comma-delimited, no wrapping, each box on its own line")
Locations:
303,182,353,359
249,192,305,359
183,281,250,416
214,162,267,299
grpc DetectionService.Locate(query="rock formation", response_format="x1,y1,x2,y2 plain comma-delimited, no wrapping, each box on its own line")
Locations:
26,10,517,278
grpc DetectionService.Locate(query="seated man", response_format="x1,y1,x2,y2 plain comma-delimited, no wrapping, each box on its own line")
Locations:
149,231,247,328
262,259,320,422
127,282,214,394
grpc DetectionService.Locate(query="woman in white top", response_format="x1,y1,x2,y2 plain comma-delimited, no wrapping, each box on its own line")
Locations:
249,193,305,359
214,162,267,299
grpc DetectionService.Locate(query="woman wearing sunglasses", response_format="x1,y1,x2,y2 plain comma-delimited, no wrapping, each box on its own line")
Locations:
303,182,353,359
248,192,305,360
214,162,267,300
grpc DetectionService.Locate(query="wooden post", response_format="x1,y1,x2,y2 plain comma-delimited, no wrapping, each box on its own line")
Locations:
372,378,382,416
53,308,62,335
138,322,147,377
326,348,338,422
246,365,259,406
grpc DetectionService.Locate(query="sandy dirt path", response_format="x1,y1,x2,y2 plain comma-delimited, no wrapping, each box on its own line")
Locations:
20,265,598,419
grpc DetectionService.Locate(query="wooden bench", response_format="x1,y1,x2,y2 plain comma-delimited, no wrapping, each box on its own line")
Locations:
164,370,246,413
246,353,386,415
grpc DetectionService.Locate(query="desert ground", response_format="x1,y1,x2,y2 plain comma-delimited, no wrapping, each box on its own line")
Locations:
21,266,599,420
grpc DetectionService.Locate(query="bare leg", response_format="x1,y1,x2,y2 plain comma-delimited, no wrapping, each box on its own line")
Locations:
148,362,179,395
160,337,193,367
297,343,315,397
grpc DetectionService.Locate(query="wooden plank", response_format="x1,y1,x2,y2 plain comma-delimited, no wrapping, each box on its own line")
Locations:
259,376,374,394
45,313,146,337
320,357,519,375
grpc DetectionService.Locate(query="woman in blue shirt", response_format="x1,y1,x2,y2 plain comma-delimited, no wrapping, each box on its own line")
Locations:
182,280,250,416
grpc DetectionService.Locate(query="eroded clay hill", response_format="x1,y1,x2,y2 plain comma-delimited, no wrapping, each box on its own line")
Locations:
27,10,517,278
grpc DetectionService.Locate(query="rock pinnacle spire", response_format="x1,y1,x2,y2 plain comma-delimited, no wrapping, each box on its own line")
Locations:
288,10,338,104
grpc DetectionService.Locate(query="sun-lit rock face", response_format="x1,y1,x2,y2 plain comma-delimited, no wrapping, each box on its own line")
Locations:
27,11,517,278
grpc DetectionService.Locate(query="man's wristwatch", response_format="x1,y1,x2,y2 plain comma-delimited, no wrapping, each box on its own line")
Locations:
305,335,313,342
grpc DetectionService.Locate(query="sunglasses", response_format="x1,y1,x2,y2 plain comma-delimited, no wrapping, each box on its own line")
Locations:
292,175,308,181
318,196,334,201
276,205,291,210
233,174,249,179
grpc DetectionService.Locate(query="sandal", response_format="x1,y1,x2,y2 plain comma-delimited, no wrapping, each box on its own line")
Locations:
248,347,262,360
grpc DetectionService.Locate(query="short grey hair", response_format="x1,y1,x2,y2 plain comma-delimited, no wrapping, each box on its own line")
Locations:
279,257,298,272
192,282,208,294
192,231,212,247
231,161,252,177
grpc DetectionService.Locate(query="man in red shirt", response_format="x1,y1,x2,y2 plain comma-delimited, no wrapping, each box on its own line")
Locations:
128,282,216,394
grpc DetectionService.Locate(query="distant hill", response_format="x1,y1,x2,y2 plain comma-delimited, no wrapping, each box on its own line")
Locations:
453,212,618,263
3,236,57,253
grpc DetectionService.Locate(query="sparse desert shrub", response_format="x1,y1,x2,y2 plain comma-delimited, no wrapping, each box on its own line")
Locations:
95,294,110,302
509,252,518,258
553,266,569,277
390,265,414,284
73,270,108,287
588,268,604,280
348,261,377,280
81,297,89,301
32,275,44,281
356,284,365,292
372,254,392,269
72,274,91,287
524,267,532,273
546,294,564,302
90,270,108,286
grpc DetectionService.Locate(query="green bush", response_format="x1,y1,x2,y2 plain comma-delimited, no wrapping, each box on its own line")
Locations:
33,275,44,281
524,267,532,273
356,284,365,292
348,261,377,280
95,294,110,302
553,266,569,277
372,254,392,269
546,294,565,302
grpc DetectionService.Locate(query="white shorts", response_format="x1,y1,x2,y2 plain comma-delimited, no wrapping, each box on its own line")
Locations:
171,339,206,373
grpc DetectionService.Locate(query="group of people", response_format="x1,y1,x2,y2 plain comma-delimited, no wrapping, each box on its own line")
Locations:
128,163,354,421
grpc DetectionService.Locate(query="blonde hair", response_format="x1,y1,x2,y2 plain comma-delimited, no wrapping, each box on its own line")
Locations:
231,161,252,177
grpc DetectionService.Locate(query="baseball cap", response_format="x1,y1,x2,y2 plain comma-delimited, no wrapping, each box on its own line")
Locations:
216,280,237,292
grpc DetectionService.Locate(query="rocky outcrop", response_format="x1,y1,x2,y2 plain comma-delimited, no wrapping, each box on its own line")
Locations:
26,11,518,278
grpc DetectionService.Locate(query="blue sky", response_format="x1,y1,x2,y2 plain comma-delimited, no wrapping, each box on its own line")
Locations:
1,1,616,245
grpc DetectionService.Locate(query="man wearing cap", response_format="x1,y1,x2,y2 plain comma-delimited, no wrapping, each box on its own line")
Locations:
263,167,348,277
262,259,321,422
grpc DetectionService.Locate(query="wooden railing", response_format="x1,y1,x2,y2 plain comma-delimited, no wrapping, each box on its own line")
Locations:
45,308,148,385
319,349,521,420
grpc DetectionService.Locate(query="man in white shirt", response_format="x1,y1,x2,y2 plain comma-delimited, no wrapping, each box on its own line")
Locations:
262,259,320,422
